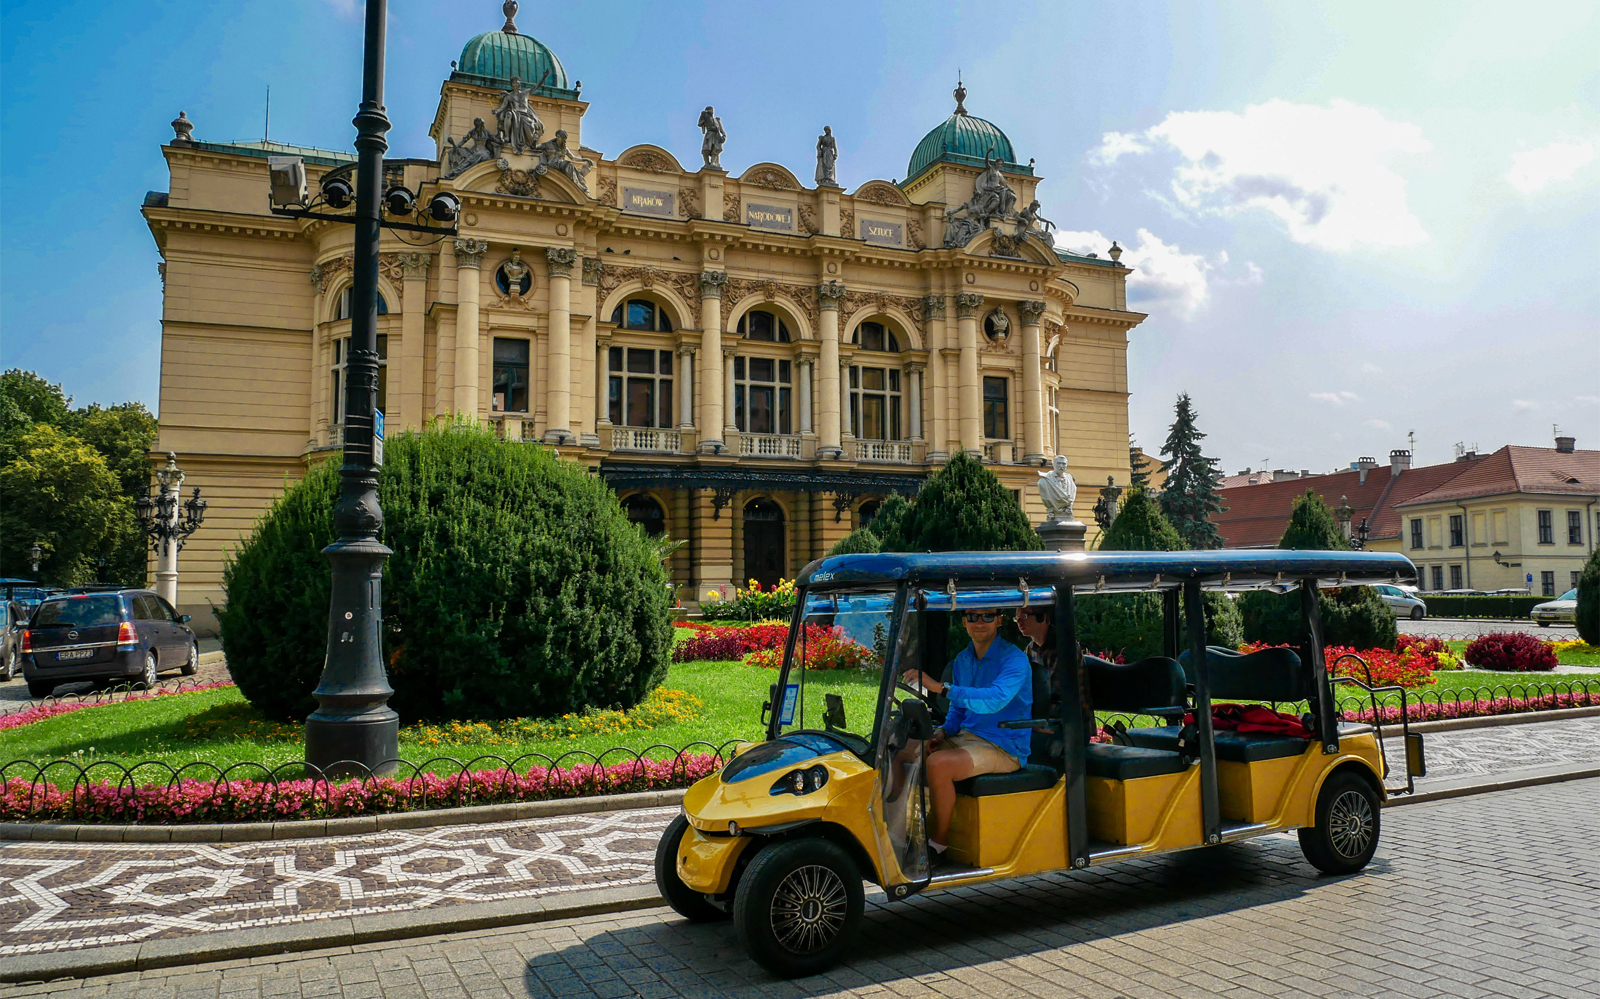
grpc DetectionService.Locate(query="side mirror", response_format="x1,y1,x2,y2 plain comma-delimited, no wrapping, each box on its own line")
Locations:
179,614,191,623
1405,732,1427,779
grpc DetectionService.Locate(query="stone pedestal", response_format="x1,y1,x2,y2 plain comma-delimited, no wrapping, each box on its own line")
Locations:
1036,518,1088,552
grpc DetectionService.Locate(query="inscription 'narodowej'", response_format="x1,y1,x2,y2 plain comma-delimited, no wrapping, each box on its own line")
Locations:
859,219,904,247
621,187,675,217
745,203,794,232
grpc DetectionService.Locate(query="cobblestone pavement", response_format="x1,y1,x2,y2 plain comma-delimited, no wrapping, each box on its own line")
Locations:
3,718,1597,965
1399,617,1577,640
7,778,1597,998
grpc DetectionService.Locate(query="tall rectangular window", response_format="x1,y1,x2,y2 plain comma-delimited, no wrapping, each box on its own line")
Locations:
1430,565,1444,591
1449,565,1463,590
608,346,673,428
735,356,792,435
1541,571,1555,596
1449,514,1464,547
331,335,387,423
1537,509,1553,544
1409,519,1423,550
982,376,1009,439
848,365,900,440
1568,510,1583,545
492,338,529,412
1574,571,1584,590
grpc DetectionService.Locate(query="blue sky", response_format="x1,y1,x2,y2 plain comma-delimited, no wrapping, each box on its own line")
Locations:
2,0,1596,474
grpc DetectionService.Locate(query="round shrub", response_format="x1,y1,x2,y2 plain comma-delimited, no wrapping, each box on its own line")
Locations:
828,527,882,557
887,451,1041,553
219,424,673,723
1577,547,1600,646
1464,632,1558,672
1240,587,1397,650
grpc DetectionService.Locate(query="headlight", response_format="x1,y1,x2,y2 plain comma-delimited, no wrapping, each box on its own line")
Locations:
771,764,829,796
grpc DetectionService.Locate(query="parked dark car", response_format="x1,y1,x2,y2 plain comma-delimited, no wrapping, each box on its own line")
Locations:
1,600,24,681
20,590,198,699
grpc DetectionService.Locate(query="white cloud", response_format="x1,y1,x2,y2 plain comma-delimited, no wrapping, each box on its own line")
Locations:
1512,399,1537,410
1365,419,1391,430
1361,362,1383,374
1310,391,1361,405
327,0,359,17
1094,99,1431,252
1507,138,1600,195
1054,228,1244,320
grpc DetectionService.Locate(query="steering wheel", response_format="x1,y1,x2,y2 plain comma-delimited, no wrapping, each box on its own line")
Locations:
896,680,932,700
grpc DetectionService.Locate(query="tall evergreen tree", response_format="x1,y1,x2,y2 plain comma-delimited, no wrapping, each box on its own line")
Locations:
1278,490,1349,551
889,451,1040,553
1129,433,1150,487
1157,393,1225,550
1098,485,1182,551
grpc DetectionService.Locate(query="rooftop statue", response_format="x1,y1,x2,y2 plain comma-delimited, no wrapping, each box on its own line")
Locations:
943,148,1019,247
495,76,544,155
532,129,593,192
443,117,501,178
699,106,726,170
1038,454,1078,522
815,126,838,187
1017,199,1055,244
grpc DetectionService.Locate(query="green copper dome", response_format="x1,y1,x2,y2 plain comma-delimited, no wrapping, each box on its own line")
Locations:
452,5,575,98
904,82,1031,186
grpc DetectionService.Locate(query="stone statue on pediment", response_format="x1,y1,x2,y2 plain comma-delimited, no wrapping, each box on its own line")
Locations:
495,76,544,154
443,117,501,178
815,126,838,187
699,106,726,169
942,149,1020,247
1017,199,1055,243
532,129,593,192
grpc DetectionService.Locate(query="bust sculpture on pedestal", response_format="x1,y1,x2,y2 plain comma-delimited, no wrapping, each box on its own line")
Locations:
1036,454,1088,551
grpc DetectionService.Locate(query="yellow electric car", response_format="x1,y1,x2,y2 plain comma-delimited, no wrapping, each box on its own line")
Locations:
655,549,1426,977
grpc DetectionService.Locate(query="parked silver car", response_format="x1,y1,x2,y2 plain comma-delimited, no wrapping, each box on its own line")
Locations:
1532,588,1578,627
1373,583,1427,620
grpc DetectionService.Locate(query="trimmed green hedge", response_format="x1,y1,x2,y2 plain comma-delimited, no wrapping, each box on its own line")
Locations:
1421,595,1546,619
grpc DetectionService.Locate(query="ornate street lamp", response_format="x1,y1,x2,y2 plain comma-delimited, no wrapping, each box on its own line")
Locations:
29,542,43,575
1334,495,1355,545
1353,517,1371,551
262,0,455,777
136,453,208,606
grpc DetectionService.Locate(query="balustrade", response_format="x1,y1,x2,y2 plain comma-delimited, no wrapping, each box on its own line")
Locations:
612,427,682,452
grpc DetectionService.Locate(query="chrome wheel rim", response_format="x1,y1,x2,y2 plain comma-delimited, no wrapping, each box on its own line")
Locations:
770,864,848,954
143,654,158,687
1328,789,1375,859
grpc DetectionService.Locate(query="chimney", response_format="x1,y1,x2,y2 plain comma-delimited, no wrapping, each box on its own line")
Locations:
1302,469,1310,478
1390,449,1412,476
1356,456,1377,485
1555,435,1576,453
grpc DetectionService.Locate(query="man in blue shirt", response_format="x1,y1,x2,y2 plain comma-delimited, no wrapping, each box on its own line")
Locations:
899,609,1032,867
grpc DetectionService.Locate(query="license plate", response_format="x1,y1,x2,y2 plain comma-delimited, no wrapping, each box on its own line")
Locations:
55,649,94,661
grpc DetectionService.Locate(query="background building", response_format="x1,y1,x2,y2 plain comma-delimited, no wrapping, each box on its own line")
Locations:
143,8,1146,628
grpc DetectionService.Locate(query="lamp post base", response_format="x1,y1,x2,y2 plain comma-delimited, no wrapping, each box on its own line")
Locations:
305,706,400,778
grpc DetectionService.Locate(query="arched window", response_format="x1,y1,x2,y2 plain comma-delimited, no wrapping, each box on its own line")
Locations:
335,288,389,320
332,335,388,420
624,494,667,537
738,310,792,343
609,298,674,332
609,347,674,428
857,500,881,530
743,498,786,588
734,356,792,435
853,321,900,353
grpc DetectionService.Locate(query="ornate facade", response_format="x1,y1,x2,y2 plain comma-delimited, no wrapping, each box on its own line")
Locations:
144,5,1145,625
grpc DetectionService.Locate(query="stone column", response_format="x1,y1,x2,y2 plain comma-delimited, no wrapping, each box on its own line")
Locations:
1019,300,1046,464
840,357,853,439
924,294,948,459
397,253,430,432
723,345,739,439
544,248,578,444
797,358,814,433
596,333,612,429
580,257,602,445
907,362,924,441
452,238,489,418
698,271,727,452
955,291,984,454
677,345,696,428
817,280,844,458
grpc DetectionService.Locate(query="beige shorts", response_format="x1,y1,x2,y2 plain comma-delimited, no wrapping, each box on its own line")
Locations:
937,730,1021,775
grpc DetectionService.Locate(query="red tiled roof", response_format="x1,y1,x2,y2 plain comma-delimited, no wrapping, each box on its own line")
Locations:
1394,445,1600,506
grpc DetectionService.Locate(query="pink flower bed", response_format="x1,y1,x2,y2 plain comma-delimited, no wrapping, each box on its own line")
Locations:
672,623,790,663
0,753,725,824
0,681,236,732
1342,690,1599,725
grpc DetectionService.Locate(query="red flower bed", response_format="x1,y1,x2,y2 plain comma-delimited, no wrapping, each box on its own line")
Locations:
1343,689,1598,725
0,754,725,824
750,624,876,671
672,634,749,662
1465,632,1559,672
1241,642,1437,689
1395,635,1448,657
672,623,790,663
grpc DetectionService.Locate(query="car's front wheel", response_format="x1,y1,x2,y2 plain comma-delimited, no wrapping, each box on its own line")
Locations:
1537,621,1550,628
180,643,199,676
1,645,14,680
1409,607,1424,620
139,651,159,688
655,814,730,923
734,836,864,979
1298,770,1381,875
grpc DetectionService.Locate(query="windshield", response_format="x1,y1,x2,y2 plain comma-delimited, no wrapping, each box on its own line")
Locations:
1557,589,1577,601
773,589,896,751
32,595,124,629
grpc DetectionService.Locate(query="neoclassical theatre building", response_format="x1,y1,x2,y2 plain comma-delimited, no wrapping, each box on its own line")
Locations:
145,5,1146,624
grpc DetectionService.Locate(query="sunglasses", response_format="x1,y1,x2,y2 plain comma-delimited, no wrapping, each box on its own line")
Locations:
1016,610,1049,623
963,612,1000,623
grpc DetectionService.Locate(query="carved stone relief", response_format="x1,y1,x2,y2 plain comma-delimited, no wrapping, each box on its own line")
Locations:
724,276,818,333
853,182,906,206
677,188,700,219
840,289,927,333
723,196,741,224
581,257,602,287
922,294,946,321
797,205,819,234
906,219,925,250
954,292,985,320
496,167,541,198
598,265,702,328
745,168,798,191
597,176,618,207
839,208,855,240
619,149,677,173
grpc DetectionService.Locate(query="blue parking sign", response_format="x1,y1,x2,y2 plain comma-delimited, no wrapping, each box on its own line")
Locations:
374,410,385,466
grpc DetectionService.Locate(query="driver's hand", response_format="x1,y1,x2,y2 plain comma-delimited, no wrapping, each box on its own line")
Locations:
899,669,945,694
927,727,947,750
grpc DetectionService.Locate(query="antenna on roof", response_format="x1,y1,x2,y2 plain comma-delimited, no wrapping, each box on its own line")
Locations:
1407,429,1415,455
263,85,270,142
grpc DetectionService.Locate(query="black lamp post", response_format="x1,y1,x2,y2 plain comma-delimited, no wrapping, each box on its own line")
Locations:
29,542,43,576
261,2,456,777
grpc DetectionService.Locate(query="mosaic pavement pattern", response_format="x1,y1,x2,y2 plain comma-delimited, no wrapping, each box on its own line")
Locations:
1383,714,1600,782
0,806,678,957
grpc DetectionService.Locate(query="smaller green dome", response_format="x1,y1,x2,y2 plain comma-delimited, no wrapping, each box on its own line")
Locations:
904,82,1031,186
453,6,574,98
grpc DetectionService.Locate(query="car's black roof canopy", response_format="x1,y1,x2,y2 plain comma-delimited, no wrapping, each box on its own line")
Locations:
796,549,1416,593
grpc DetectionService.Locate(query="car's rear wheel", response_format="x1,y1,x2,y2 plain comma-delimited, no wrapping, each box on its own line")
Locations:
734,836,863,979
1299,770,1381,875
655,814,730,923
27,679,54,699
139,651,159,688
1409,607,1424,620
180,643,199,676
1,645,14,680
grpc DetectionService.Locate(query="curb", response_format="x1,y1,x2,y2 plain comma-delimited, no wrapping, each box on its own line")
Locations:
0,788,687,844
0,881,664,985
4,768,1598,985
1396,703,1600,735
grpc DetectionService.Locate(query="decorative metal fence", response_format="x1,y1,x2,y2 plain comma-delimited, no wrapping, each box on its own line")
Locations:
0,677,221,717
